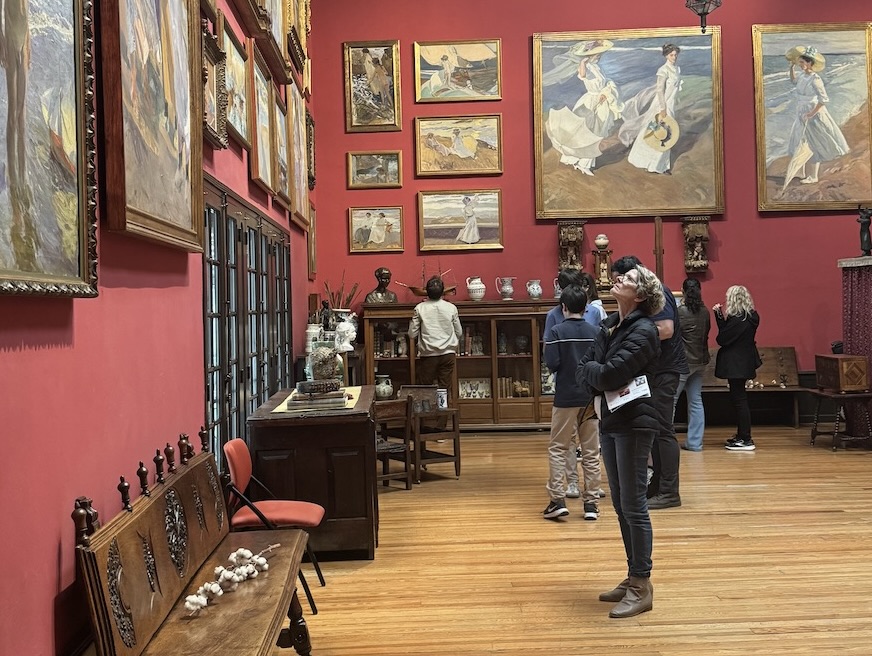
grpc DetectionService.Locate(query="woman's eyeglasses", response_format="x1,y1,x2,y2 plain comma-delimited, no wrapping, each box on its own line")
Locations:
613,274,638,286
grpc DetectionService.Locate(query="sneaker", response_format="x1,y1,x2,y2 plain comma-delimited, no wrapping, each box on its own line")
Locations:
575,447,583,459
725,437,756,451
566,482,580,499
543,499,569,520
724,435,743,446
583,502,599,521
596,489,607,499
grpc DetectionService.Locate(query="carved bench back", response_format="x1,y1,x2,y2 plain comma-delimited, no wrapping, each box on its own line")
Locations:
702,346,800,389
76,453,229,656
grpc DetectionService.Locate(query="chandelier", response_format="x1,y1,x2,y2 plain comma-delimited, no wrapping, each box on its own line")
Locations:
685,0,722,34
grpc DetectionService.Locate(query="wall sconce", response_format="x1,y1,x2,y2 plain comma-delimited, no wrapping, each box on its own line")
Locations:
685,0,721,34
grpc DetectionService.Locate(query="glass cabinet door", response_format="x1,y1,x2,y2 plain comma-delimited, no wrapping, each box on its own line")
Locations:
371,320,412,397
494,319,535,424
456,319,494,424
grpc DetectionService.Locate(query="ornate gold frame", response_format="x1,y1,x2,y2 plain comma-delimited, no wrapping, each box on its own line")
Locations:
418,190,504,252
346,151,403,189
414,114,503,177
343,40,402,132
203,21,229,149
217,10,251,150
348,207,405,253
414,39,502,102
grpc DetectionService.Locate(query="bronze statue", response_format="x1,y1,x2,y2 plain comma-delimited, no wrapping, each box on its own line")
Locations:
365,267,398,303
858,206,871,257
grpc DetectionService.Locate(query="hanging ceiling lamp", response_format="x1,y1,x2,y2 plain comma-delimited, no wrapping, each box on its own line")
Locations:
685,0,722,34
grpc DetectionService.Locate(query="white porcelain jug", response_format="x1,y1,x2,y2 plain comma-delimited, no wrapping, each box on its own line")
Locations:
526,279,542,299
495,276,516,301
466,276,486,301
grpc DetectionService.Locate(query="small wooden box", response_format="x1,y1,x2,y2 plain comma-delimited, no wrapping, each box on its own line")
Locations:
815,354,869,392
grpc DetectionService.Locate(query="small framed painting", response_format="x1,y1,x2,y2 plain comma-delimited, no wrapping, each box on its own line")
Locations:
288,79,309,228
218,10,251,149
249,47,274,193
418,190,503,251
307,201,317,281
414,39,502,102
415,115,502,176
349,207,404,253
203,23,228,149
347,151,403,189
343,40,401,132
273,93,291,208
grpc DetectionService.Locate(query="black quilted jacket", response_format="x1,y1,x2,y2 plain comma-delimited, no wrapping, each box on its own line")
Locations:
577,309,661,433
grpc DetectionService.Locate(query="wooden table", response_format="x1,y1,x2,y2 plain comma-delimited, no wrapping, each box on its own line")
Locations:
247,386,377,559
808,388,872,451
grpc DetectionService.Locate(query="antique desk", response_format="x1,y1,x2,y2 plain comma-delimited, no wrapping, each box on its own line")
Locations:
808,389,872,451
247,386,377,559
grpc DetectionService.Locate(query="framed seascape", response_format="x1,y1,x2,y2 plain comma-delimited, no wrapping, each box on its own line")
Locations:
347,151,402,189
249,47,274,193
203,23,229,149
349,207,404,253
418,190,503,252
0,0,98,296
289,79,309,228
533,27,724,219
273,93,291,209
343,40,401,132
753,23,872,212
101,0,204,251
414,39,502,102
415,115,503,177
218,10,251,149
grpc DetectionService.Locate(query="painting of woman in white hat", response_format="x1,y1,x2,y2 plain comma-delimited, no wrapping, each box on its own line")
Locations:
545,40,623,176
783,45,850,186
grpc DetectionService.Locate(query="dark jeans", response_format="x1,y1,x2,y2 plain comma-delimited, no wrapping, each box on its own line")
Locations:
601,428,657,578
649,371,680,497
728,378,752,438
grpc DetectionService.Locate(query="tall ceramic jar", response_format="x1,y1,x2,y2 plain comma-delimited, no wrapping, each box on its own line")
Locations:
466,276,486,301
526,279,542,299
375,374,394,400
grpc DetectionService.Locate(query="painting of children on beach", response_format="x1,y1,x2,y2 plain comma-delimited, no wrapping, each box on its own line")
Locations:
415,115,502,176
349,207,403,253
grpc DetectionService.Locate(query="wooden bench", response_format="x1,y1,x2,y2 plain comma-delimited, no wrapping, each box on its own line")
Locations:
72,436,312,656
700,346,801,428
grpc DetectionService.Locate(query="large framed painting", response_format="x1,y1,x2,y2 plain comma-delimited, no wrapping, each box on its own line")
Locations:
343,40,401,132
349,207,404,253
286,0,305,74
203,23,229,149
307,201,316,280
306,109,315,189
1,0,98,296
414,39,502,102
753,23,872,211
288,79,309,228
415,115,503,177
418,190,503,251
533,27,724,219
256,0,290,82
347,151,402,189
249,47,274,193
217,10,251,149
101,0,204,251
273,93,291,209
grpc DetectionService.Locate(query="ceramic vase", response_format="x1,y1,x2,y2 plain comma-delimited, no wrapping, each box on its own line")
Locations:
526,279,542,299
595,233,610,250
375,374,394,400
466,276,486,301
553,277,562,299
495,276,516,301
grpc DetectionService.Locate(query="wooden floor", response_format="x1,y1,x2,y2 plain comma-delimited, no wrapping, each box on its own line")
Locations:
285,427,872,655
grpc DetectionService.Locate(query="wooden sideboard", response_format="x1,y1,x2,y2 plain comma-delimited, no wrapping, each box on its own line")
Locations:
247,386,377,560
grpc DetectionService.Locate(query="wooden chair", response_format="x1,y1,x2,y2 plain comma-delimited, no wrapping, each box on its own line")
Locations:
223,438,326,614
397,385,461,484
373,395,414,490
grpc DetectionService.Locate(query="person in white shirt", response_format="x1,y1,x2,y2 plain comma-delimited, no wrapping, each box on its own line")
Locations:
408,276,463,392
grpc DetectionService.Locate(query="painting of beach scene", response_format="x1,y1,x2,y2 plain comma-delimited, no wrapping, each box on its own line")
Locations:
219,12,250,148
349,206,404,253
343,40,401,132
250,50,273,192
347,151,402,189
418,190,503,251
533,27,724,219
415,115,502,176
753,23,872,211
414,39,501,102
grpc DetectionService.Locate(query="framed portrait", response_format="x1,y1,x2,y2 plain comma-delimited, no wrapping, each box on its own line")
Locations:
255,0,291,82
414,39,502,102
273,93,291,209
307,201,317,280
343,40,402,132
348,207,404,253
347,151,403,189
533,27,724,219
101,0,204,251
288,79,309,228
203,23,229,149
753,23,872,211
217,11,251,149
306,109,316,189
1,0,98,296
415,115,503,176
249,48,274,193
418,190,503,251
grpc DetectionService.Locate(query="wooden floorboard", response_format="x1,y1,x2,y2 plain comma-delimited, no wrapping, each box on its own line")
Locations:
283,427,872,655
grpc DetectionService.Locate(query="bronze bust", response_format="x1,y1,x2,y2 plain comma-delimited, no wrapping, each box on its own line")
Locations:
365,267,398,303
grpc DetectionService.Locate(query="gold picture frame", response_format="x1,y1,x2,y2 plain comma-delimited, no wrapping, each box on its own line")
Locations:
533,27,724,219
418,190,503,251
273,92,292,209
288,78,309,228
249,47,274,193
217,10,251,150
414,39,502,102
307,201,317,280
349,207,404,253
347,151,403,189
256,0,291,82
415,115,503,177
101,0,204,251
203,22,229,149
753,22,872,211
343,40,401,132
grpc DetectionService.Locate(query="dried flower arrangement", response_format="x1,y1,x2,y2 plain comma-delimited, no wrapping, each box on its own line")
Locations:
324,271,360,309
184,544,280,614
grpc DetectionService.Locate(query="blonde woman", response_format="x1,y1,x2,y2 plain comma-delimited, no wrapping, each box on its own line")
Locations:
713,286,761,451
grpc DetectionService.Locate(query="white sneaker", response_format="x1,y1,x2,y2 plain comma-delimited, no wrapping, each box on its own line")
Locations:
566,482,580,498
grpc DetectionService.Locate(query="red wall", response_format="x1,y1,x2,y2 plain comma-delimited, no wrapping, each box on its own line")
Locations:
311,0,869,371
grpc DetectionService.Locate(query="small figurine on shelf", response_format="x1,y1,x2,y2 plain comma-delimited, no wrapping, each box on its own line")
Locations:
498,332,508,355
320,300,332,332
859,206,872,256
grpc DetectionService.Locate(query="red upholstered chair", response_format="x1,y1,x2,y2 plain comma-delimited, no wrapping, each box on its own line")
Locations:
223,438,326,613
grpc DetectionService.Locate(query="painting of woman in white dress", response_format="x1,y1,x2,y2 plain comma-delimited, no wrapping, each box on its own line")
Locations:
752,24,871,211
456,196,480,244
534,27,724,218
418,190,503,251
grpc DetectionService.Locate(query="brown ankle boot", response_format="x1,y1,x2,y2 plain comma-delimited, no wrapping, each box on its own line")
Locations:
598,578,630,602
608,576,653,618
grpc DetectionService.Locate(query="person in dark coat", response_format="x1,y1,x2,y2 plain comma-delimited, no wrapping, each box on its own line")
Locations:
713,285,761,451
578,264,664,619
